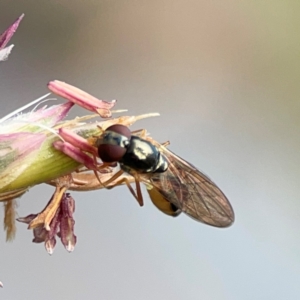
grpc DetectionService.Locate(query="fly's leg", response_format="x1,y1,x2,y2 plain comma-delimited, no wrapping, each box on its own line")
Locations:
132,129,170,147
161,141,170,147
101,169,144,206
131,129,147,139
47,172,135,192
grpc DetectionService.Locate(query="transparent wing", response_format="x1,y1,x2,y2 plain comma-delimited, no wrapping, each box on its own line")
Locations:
141,139,234,227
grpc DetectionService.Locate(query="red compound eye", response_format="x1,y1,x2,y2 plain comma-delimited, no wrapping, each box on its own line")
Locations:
98,125,131,163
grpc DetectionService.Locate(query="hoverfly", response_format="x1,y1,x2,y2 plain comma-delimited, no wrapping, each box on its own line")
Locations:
97,124,234,227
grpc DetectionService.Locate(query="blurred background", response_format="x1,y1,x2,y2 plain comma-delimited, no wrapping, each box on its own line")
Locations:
1,1,300,299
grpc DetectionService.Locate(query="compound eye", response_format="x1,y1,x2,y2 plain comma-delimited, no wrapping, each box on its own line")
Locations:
98,125,131,163
105,124,131,139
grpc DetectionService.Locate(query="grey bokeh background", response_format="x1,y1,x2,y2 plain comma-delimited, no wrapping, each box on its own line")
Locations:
1,1,300,299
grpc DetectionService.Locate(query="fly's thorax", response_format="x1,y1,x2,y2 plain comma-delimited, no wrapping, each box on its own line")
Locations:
120,136,168,173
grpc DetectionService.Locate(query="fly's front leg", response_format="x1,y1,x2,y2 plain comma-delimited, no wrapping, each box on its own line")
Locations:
54,128,117,186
